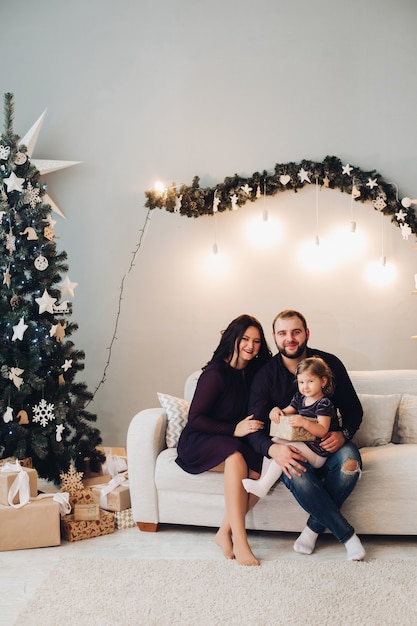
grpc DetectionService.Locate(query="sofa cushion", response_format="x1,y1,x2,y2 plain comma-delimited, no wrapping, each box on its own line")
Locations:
395,394,417,444
352,393,401,448
157,393,190,448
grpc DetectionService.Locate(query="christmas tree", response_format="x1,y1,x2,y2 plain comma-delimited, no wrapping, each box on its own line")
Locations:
0,93,104,483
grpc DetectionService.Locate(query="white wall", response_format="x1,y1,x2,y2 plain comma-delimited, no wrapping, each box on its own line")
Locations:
2,0,417,446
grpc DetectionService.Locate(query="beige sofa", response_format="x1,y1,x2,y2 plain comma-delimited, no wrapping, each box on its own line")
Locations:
127,370,417,535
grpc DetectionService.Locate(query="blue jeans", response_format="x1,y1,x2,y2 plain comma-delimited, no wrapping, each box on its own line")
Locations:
281,441,362,543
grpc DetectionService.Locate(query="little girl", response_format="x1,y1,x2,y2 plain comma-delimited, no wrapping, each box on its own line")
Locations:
242,356,338,498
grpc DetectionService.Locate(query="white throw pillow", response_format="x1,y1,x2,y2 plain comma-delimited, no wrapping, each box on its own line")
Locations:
157,393,190,448
395,394,417,444
352,394,401,448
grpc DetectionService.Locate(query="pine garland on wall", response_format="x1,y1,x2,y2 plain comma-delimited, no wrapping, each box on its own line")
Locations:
145,155,417,240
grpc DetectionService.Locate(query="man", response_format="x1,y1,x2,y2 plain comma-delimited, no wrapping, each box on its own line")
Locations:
247,309,363,555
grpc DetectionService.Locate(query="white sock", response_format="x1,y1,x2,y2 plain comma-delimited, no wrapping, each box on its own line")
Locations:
242,477,271,498
242,460,282,498
293,526,319,555
345,533,366,561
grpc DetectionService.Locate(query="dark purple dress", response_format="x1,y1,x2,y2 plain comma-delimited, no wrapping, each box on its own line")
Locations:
176,361,262,474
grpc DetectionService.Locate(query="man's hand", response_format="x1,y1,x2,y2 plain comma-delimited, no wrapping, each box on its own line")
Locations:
268,442,307,479
319,431,346,453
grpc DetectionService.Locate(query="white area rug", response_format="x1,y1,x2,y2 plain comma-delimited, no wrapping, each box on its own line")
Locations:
17,557,417,625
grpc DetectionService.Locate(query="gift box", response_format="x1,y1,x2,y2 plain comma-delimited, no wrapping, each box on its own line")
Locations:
0,497,61,551
90,480,131,512
84,447,127,479
269,415,316,441
0,466,38,506
68,487,95,509
0,456,32,468
61,509,115,542
113,508,135,529
74,503,100,521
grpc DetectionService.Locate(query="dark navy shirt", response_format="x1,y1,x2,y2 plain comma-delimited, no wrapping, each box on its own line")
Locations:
247,347,363,458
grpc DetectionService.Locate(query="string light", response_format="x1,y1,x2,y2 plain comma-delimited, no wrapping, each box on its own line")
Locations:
87,207,152,405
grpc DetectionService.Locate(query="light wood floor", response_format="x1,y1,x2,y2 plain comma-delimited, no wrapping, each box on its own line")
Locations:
3,482,417,624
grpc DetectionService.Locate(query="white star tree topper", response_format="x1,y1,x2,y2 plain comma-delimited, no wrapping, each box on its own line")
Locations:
19,110,82,218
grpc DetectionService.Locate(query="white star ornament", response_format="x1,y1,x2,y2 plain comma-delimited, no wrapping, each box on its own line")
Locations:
35,289,57,314
12,317,28,341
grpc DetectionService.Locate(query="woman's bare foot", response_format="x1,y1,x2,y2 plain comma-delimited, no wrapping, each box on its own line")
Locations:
214,528,234,560
233,540,260,566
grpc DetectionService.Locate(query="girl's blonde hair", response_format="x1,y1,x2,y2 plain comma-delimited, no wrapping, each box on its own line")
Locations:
295,356,335,396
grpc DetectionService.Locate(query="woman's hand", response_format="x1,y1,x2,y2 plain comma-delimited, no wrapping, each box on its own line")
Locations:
234,415,264,438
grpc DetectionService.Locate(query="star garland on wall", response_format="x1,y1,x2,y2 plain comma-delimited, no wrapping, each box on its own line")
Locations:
145,155,417,240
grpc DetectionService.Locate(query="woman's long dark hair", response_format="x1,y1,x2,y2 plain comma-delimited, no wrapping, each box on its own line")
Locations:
207,314,272,374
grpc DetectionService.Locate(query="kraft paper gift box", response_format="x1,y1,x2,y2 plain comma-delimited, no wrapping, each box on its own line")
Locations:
60,509,115,542
84,446,127,479
0,498,61,551
113,508,135,529
90,475,131,512
0,456,32,468
0,465,38,506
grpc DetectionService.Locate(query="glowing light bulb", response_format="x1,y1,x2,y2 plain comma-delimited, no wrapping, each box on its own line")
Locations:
154,181,165,195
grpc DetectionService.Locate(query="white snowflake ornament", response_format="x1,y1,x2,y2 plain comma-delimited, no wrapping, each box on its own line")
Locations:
32,398,55,427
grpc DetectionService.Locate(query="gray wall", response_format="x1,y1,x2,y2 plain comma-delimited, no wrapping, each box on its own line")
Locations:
2,0,417,446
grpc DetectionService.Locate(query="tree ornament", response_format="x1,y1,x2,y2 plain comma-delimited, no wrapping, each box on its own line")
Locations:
14,152,27,165
35,289,57,314
10,295,21,310
212,192,220,213
8,366,24,389
56,423,65,442
279,174,291,186
3,406,13,423
50,321,67,342
3,268,11,287
62,359,73,372
58,275,78,298
342,163,353,176
43,225,54,241
20,226,38,240
17,409,29,425
34,254,49,271
4,171,25,193
12,317,28,341
32,398,55,427
5,229,16,254
0,144,11,160
53,300,69,313
230,193,238,210
24,181,41,210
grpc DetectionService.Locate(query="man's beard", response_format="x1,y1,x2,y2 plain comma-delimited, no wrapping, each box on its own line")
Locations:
278,340,307,360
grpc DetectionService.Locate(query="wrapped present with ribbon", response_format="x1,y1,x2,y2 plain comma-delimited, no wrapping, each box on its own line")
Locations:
60,509,115,542
0,497,61,551
90,471,130,512
0,460,38,507
84,446,127,479
0,456,32,469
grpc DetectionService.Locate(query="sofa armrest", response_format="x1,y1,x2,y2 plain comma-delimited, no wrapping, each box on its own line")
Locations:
127,407,167,528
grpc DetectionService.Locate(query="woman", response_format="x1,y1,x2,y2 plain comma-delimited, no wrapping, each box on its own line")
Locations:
176,314,272,566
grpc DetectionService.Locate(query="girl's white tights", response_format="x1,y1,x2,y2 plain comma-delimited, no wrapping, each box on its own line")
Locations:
242,441,325,499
